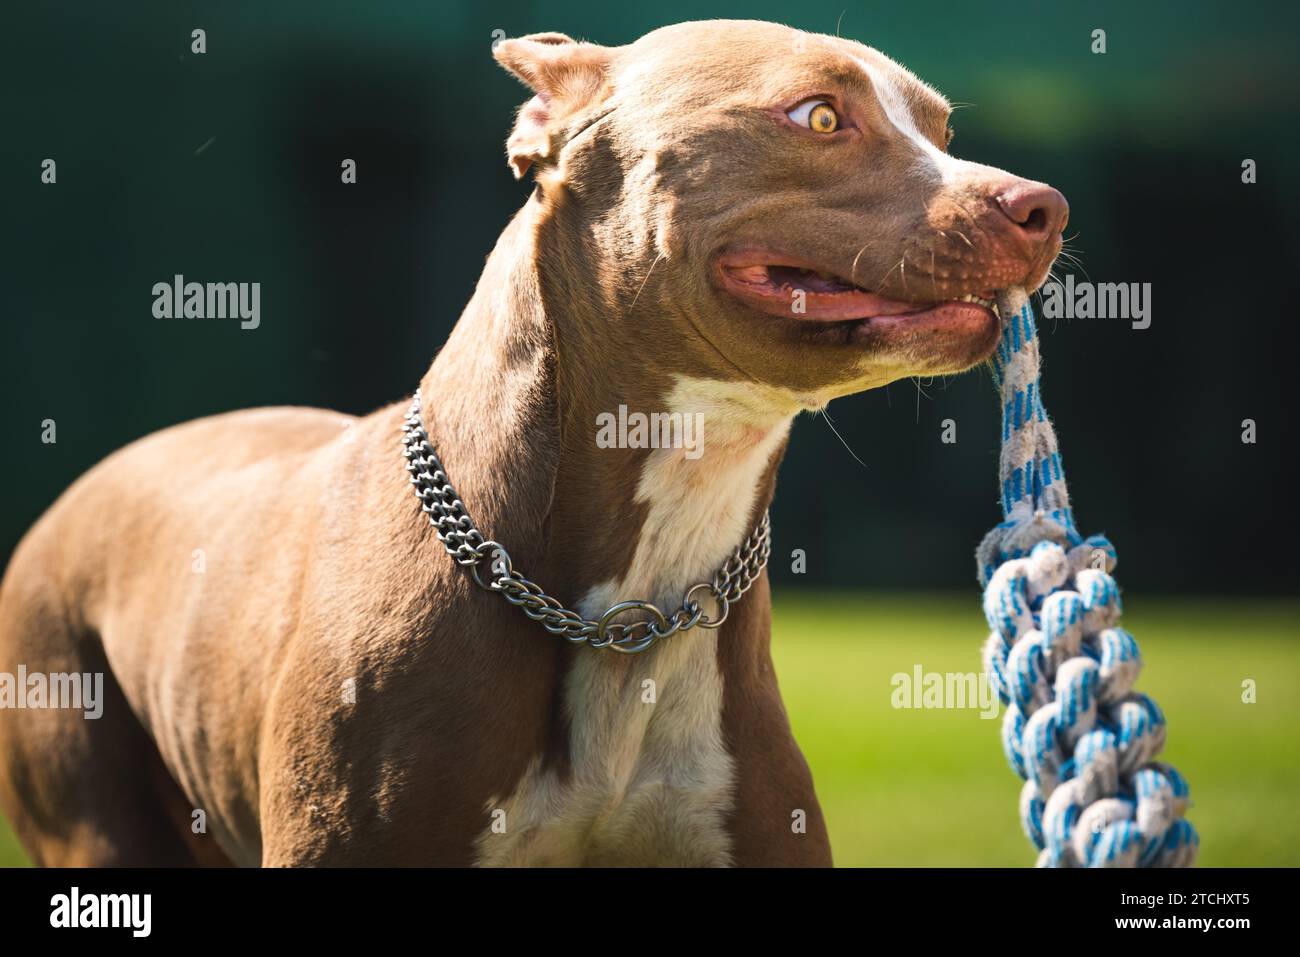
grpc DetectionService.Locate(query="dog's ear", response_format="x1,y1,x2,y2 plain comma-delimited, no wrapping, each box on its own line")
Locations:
493,33,613,179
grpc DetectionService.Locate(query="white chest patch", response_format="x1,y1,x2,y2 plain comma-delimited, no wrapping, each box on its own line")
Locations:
472,377,799,866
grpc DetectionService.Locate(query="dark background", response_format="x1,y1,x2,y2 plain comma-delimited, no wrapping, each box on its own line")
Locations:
2,0,1297,596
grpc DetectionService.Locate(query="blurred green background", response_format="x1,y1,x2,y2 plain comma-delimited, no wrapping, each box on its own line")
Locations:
2,0,1298,866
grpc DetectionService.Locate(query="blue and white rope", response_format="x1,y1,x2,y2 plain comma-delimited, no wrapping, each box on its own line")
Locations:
976,288,1198,867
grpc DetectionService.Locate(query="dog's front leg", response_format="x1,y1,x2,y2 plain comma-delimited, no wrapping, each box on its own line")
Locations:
719,585,834,867
723,737,834,867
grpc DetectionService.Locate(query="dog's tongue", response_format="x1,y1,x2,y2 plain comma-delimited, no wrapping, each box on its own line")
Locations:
725,264,930,320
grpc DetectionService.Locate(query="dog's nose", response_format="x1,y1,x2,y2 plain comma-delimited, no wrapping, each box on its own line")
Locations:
994,182,1069,246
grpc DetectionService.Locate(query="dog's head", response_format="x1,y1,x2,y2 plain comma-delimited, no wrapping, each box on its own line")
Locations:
494,20,1067,403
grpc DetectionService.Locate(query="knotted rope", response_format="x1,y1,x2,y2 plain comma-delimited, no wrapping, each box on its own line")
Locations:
976,288,1198,867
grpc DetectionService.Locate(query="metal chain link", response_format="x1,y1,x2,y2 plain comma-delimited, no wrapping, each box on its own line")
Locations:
401,391,771,654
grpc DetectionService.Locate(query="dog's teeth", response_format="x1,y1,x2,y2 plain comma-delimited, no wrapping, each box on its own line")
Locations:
954,293,997,309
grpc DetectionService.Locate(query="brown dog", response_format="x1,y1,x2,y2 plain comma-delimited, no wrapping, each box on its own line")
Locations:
0,20,1065,866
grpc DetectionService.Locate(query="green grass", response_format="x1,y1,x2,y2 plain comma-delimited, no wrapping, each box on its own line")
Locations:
0,814,23,868
1,593,1295,867
772,593,1300,867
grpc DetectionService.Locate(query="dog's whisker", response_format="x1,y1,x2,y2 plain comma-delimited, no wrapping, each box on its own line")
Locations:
849,239,879,288
950,229,975,250
819,407,868,469
869,256,905,295
912,376,937,422
629,252,666,310
1053,248,1091,284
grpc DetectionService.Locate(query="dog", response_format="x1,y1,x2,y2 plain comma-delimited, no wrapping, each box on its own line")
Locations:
0,20,1065,866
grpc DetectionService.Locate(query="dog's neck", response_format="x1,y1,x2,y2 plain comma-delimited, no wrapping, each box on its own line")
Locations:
418,197,799,634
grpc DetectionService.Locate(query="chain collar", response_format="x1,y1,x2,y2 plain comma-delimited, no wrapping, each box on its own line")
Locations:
401,390,771,654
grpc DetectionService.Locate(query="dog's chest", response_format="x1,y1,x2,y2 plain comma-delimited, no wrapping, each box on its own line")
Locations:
472,377,796,867
474,635,735,866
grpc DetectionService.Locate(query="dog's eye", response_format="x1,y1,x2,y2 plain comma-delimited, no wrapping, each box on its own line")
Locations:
787,99,839,134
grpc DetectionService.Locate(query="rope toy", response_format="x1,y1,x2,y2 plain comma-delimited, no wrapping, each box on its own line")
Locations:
976,287,1198,867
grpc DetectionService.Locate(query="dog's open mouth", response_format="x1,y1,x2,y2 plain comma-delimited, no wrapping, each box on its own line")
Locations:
715,249,1000,332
